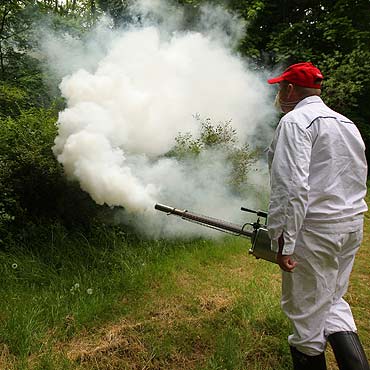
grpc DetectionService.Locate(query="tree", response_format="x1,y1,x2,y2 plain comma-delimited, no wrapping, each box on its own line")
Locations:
224,0,370,164
96,0,129,25
0,0,104,239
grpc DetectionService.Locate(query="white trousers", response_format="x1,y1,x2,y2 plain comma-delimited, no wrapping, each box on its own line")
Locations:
281,222,364,356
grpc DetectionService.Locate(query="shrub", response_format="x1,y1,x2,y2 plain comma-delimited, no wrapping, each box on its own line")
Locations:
168,116,258,191
0,106,102,245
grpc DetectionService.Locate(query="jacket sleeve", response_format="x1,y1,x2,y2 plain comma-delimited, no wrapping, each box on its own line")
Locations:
267,119,312,255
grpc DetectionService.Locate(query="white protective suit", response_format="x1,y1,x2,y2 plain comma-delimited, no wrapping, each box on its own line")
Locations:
267,95,368,356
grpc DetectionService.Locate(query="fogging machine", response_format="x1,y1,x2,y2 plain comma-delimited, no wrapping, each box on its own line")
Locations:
154,203,276,264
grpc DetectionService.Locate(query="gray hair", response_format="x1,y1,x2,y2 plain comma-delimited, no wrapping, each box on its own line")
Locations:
294,85,322,98
280,80,321,98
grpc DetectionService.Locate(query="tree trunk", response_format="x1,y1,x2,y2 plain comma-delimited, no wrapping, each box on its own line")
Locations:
0,8,9,77
0,41,4,77
91,0,96,16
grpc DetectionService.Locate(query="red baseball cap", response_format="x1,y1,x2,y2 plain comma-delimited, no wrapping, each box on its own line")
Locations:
268,62,324,88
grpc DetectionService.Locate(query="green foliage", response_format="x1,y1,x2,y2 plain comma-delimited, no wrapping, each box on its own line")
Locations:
170,117,234,157
0,73,52,117
324,47,370,156
0,1,109,242
0,83,29,116
0,107,102,244
220,0,370,164
169,117,258,190
200,118,237,148
321,48,370,115
96,0,130,25
0,1,41,79
0,1,99,117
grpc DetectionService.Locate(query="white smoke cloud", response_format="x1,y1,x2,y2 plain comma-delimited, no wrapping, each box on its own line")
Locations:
45,0,275,236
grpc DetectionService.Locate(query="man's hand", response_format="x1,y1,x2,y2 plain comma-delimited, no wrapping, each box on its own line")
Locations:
276,234,298,272
277,253,297,272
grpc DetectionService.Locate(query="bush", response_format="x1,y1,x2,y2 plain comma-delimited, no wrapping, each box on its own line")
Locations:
168,116,258,191
0,107,102,245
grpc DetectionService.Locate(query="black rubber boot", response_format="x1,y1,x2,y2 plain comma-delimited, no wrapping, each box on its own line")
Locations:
290,346,327,370
328,331,370,370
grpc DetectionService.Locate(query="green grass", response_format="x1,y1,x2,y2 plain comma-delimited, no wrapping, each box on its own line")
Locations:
0,199,369,370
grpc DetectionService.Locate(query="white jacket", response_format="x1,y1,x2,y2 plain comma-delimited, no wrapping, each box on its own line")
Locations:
267,96,368,255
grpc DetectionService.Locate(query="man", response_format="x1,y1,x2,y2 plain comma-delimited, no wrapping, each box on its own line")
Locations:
266,62,369,370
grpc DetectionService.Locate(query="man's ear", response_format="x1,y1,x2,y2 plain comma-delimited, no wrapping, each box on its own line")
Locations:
287,83,294,98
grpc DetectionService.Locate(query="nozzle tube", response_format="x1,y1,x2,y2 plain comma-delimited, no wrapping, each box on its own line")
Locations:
154,203,253,238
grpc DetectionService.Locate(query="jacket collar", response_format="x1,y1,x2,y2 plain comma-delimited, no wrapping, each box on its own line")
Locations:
294,95,323,110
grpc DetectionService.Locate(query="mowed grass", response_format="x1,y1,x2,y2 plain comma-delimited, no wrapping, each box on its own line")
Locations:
0,198,369,370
